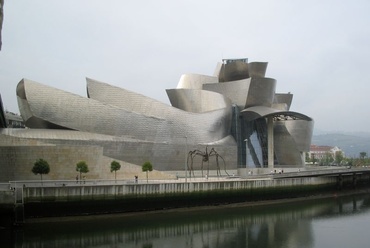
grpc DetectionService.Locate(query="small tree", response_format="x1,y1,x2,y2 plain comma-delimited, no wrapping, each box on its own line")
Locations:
142,161,153,183
320,152,334,166
76,161,89,183
335,151,344,165
360,152,367,160
110,160,121,183
32,158,50,185
305,152,310,163
311,153,317,165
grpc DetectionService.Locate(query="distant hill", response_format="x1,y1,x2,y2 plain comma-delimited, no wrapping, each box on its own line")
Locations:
312,132,370,158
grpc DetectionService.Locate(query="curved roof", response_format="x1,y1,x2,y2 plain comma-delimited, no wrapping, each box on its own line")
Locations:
273,93,293,110
176,74,218,89
203,77,276,110
216,60,249,82
241,106,313,122
17,78,233,144
203,78,251,110
166,88,231,113
247,62,268,78
87,78,172,118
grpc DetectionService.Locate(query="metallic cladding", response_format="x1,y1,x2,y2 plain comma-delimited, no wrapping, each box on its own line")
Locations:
0,57,315,178
273,122,304,166
166,88,231,113
284,119,314,152
274,93,293,110
176,74,218,89
203,78,251,110
248,62,268,78
19,78,232,144
217,60,249,82
245,77,276,108
241,106,313,122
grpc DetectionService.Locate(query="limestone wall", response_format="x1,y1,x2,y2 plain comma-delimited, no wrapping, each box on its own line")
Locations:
0,145,176,182
0,132,237,182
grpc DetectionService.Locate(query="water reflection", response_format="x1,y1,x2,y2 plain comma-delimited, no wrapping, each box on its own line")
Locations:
8,194,370,248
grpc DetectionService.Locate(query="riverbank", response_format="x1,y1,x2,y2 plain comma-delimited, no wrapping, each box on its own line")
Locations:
20,177,336,218
7,186,370,248
24,186,370,225
2,168,370,227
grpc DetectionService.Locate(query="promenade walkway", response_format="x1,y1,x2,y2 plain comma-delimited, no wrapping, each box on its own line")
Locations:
3,167,370,189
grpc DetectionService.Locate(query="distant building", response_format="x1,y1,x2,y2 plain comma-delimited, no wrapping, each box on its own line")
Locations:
308,145,343,161
5,112,25,128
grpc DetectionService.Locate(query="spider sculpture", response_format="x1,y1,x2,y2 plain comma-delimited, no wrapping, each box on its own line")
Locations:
187,147,229,177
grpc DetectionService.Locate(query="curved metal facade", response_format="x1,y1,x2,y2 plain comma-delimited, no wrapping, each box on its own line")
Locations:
176,74,218,90
17,78,232,145
166,88,231,113
0,57,314,180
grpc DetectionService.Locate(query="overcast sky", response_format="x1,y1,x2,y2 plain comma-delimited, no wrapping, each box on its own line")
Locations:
1,0,369,133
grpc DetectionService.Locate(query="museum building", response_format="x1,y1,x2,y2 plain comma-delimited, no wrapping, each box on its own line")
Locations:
0,58,313,181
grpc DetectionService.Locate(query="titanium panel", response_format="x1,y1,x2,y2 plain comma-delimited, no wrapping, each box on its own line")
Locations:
176,74,218,89
273,122,304,166
18,79,233,145
241,106,313,122
203,78,251,110
87,78,229,114
274,93,293,110
166,88,231,113
283,119,314,151
245,77,276,108
248,62,268,78
86,78,172,118
217,60,249,82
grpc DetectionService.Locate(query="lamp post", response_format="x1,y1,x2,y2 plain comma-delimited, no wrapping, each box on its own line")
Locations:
185,136,188,183
244,139,248,172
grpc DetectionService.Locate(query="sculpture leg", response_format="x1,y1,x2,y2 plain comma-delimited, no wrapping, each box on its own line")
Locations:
207,160,210,177
188,155,195,178
216,156,221,177
191,157,195,177
201,160,204,177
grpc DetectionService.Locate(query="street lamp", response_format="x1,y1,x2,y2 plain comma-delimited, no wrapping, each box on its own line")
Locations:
185,136,188,183
244,139,248,171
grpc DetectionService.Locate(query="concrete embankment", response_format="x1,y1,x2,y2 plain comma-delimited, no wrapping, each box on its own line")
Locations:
2,170,370,227
0,189,14,228
23,177,329,217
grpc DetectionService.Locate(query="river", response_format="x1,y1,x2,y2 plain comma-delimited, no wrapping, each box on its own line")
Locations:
2,192,370,248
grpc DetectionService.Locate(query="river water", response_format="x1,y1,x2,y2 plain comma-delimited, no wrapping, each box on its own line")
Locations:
4,192,370,248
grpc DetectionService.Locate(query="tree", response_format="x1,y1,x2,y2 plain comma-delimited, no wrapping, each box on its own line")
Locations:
360,152,367,160
76,161,89,183
110,160,121,183
142,161,153,183
335,151,344,165
305,152,310,163
346,158,353,168
32,158,50,185
311,153,317,165
320,152,334,166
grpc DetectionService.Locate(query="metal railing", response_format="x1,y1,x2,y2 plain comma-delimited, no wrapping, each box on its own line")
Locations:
0,182,11,190
7,176,243,189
